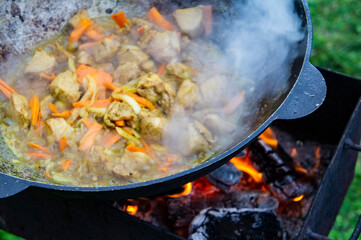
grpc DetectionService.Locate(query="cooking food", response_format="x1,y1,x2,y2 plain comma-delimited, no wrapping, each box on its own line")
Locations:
0,6,244,186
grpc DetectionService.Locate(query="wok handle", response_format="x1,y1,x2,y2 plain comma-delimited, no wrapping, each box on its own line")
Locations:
277,62,326,120
0,174,29,198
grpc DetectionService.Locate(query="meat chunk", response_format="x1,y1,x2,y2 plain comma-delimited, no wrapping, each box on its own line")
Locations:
87,146,113,176
68,9,90,28
199,75,230,107
112,150,154,179
137,73,176,111
104,101,136,128
48,70,81,104
45,118,73,144
140,116,168,142
173,6,204,38
202,114,237,135
24,48,56,75
113,62,141,85
178,120,215,156
166,62,194,81
40,95,55,120
140,30,180,63
176,79,200,108
77,50,94,65
6,94,30,128
117,46,149,65
137,73,165,103
92,38,120,62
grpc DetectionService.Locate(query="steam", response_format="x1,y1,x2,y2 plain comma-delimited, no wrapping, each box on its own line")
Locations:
164,0,305,159
226,0,305,95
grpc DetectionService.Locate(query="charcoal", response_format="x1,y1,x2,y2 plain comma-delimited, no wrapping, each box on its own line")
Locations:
206,162,243,191
189,208,283,240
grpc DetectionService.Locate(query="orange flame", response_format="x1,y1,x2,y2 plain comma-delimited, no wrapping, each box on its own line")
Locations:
292,194,304,202
167,182,192,198
126,205,138,215
290,148,298,158
259,128,278,149
230,157,263,183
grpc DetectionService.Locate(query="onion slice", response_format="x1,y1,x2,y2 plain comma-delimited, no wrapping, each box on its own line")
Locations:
113,93,141,114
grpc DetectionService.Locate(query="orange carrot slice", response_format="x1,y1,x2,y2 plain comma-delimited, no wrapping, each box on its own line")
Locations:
101,131,122,147
73,99,111,108
40,73,55,81
157,63,166,75
78,122,103,151
76,65,113,86
84,29,106,41
0,79,16,99
59,136,67,152
140,138,158,161
78,42,97,50
49,103,57,113
60,160,72,171
27,152,54,159
28,142,52,153
104,82,118,91
82,118,92,128
111,11,128,28
203,6,213,36
137,26,145,36
223,91,245,115
126,144,147,153
115,120,125,127
146,7,176,31
68,18,91,44
30,95,40,127
125,93,155,110
52,110,71,118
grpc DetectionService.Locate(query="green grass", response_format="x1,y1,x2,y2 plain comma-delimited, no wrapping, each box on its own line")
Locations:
308,0,361,237
0,1,360,239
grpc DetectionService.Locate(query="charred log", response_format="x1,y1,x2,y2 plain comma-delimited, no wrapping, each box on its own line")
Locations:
189,208,283,240
206,162,243,191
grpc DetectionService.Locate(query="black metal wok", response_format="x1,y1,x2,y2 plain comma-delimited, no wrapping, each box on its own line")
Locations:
0,0,326,199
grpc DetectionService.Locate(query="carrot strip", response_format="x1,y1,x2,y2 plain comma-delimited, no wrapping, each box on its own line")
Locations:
30,95,40,127
78,122,103,151
111,11,128,28
126,144,147,153
60,160,72,171
52,110,71,118
78,42,97,50
82,118,92,128
84,30,105,41
137,26,145,36
0,79,16,99
49,103,58,113
203,5,213,36
115,120,125,127
28,142,52,153
73,99,111,108
125,93,155,110
40,73,55,81
59,136,67,152
76,65,113,86
27,152,54,159
104,82,118,91
223,91,245,115
68,18,91,44
122,128,133,135
101,131,122,147
146,7,176,31
36,111,42,129
140,138,158,161
157,63,166,75
190,67,197,75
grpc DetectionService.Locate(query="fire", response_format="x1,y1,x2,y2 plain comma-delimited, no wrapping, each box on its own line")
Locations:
259,127,278,149
230,157,263,183
290,148,298,158
167,182,192,198
292,194,304,202
125,205,138,215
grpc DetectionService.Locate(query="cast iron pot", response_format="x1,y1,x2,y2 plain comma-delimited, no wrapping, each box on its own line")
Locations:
0,0,326,199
